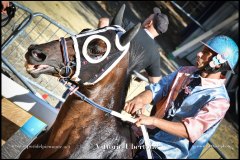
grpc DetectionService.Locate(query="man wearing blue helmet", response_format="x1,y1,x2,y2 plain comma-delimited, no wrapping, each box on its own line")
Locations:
200,35,238,74
124,35,239,159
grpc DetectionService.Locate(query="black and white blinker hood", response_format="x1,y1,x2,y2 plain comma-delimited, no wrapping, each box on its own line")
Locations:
70,25,130,85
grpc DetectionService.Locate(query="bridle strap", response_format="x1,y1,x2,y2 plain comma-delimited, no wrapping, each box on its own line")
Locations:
59,37,81,82
60,37,71,75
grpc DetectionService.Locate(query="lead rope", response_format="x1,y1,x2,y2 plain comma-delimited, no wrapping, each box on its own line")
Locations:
140,125,153,159
135,110,153,159
132,70,156,159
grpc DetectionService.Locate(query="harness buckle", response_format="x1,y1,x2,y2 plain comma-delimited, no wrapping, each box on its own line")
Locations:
59,66,73,78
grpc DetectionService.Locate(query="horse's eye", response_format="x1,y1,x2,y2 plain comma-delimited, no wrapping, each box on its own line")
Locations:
87,39,107,57
82,36,111,63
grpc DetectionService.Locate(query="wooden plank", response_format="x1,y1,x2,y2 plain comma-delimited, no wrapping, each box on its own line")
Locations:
200,144,221,159
200,143,212,157
2,73,58,129
126,78,146,102
209,119,239,159
1,98,32,146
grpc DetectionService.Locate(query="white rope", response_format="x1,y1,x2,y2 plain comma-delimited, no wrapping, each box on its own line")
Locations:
121,110,152,159
70,35,81,82
140,125,153,159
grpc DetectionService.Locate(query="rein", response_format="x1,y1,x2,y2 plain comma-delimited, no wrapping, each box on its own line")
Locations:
58,78,137,123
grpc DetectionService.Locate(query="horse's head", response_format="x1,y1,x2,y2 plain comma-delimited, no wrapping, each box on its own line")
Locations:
20,5,143,159
25,4,140,85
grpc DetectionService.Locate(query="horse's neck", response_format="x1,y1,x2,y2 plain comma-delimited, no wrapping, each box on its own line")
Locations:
77,56,130,112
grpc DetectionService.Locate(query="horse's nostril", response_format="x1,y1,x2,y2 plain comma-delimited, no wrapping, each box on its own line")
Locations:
31,50,47,62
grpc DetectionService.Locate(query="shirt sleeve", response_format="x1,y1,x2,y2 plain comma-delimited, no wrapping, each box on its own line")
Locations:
182,98,230,143
145,68,179,105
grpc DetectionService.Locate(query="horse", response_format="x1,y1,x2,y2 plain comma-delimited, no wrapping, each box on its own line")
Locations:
19,4,144,159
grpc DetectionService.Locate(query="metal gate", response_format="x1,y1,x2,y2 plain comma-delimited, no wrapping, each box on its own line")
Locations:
2,2,77,108
1,2,79,158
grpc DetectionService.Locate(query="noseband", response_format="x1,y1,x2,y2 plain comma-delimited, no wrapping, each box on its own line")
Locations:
59,37,82,83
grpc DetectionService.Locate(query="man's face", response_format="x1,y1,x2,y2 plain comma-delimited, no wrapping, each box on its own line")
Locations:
196,46,217,70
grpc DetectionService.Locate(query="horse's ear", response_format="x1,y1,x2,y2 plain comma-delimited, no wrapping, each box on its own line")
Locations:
110,4,125,26
120,23,141,46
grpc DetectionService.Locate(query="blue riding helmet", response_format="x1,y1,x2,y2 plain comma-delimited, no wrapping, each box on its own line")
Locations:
201,35,239,73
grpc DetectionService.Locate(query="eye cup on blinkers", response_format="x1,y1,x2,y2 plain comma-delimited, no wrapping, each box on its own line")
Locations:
82,35,111,64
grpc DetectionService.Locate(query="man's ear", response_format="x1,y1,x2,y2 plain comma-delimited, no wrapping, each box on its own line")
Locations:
147,20,153,27
143,20,153,28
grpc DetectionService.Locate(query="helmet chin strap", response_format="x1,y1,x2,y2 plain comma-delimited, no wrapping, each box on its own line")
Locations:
202,64,220,73
202,62,229,74
200,54,229,74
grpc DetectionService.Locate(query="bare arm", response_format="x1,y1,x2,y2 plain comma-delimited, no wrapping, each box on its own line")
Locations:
1,1,10,15
98,17,109,28
135,114,189,139
148,76,161,84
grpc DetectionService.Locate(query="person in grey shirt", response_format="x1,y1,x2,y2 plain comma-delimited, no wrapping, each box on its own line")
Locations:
98,7,169,84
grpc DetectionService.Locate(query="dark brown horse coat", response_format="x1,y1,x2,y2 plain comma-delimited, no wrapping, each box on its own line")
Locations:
19,4,144,159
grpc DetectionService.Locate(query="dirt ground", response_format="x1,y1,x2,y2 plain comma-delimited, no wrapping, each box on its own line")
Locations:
2,1,239,159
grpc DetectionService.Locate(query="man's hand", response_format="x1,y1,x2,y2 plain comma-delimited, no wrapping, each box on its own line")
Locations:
124,98,145,115
131,122,156,138
1,1,10,15
135,114,156,127
124,90,153,115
